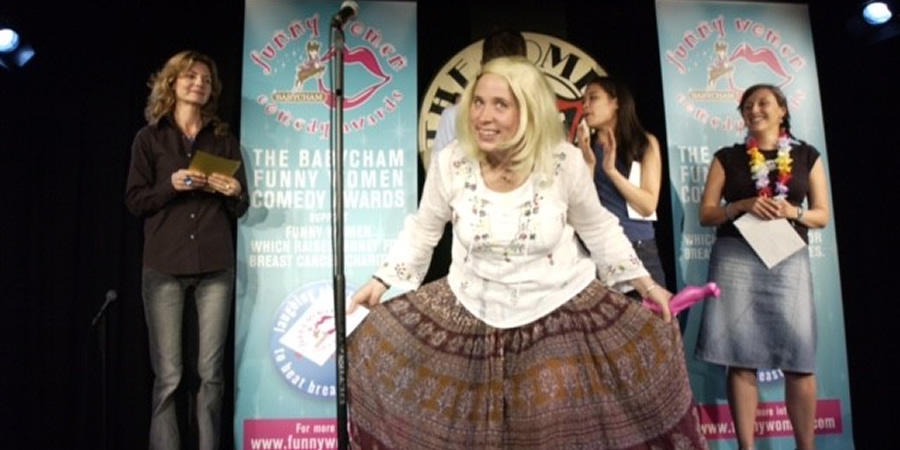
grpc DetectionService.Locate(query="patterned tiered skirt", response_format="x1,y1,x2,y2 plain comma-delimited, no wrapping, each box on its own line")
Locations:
348,278,707,449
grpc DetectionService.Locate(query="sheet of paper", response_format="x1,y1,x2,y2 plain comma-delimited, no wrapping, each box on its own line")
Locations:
189,150,242,176
188,150,242,193
277,302,370,367
626,162,658,221
732,214,807,269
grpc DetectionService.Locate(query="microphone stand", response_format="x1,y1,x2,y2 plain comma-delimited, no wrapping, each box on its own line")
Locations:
97,309,109,450
330,20,350,450
82,291,115,450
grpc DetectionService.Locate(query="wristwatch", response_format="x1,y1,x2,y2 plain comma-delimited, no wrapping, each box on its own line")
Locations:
796,206,805,220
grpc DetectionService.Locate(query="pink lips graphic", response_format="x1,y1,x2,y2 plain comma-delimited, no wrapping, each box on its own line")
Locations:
318,45,392,110
729,43,793,87
313,313,336,337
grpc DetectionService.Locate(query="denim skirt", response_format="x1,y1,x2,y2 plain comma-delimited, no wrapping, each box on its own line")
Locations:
695,237,816,373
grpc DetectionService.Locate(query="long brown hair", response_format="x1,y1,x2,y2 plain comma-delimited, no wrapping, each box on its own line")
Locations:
144,50,228,135
585,76,650,170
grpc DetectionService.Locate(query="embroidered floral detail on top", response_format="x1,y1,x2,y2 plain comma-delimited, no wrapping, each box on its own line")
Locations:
536,151,568,190
381,261,417,284
452,156,478,191
463,158,550,263
596,253,642,286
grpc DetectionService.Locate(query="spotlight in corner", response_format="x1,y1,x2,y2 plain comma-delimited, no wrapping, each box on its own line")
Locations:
863,2,893,25
0,23,35,71
847,1,900,45
0,28,19,52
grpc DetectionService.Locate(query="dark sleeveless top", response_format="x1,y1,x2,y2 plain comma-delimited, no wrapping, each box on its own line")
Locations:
593,143,655,241
715,140,820,243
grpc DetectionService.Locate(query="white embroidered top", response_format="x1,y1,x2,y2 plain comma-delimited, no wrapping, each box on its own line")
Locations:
374,141,649,328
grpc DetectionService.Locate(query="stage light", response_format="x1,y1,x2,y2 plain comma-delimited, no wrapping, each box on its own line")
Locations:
0,23,35,71
0,28,19,52
847,1,900,44
863,2,893,25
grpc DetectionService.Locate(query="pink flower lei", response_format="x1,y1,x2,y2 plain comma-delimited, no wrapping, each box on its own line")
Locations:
746,132,793,199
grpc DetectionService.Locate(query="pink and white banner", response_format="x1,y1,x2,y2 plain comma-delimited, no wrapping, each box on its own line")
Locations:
235,1,418,448
655,1,853,448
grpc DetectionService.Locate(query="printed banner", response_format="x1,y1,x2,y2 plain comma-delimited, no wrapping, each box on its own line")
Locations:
236,1,417,448
655,1,853,448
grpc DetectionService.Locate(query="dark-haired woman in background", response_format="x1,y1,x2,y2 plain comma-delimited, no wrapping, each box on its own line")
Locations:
577,76,667,294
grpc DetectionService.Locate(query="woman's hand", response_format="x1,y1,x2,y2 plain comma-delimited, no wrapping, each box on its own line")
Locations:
774,199,802,220
645,285,674,323
738,196,790,221
633,276,672,323
347,278,388,314
171,169,207,191
208,173,242,197
598,128,617,175
575,119,596,173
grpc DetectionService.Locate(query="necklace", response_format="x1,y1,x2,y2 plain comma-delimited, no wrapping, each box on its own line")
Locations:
746,132,792,199
496,171,516,184
481,162,519,186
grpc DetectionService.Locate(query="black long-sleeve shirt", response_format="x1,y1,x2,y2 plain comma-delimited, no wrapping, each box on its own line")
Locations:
125,116,249,274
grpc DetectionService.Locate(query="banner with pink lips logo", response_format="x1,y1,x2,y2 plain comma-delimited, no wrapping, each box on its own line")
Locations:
235,1,417,448
655,1,853,449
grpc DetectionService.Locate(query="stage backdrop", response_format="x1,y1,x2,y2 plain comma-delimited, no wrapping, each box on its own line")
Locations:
655,1,852,448
235,1,417,448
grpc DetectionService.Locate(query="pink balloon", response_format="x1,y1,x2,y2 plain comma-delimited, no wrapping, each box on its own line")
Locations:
643,282,720,316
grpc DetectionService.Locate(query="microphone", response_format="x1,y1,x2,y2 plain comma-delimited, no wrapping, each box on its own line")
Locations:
331,0,359,27
91,290,118,327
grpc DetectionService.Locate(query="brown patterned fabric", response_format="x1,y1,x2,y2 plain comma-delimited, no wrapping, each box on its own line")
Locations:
348,278,707,449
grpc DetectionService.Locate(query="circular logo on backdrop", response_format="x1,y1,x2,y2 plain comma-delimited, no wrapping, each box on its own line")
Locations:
270,280,356,399
417,32,607,169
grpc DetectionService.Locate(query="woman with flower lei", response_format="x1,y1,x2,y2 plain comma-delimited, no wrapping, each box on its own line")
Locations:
696,84,830,450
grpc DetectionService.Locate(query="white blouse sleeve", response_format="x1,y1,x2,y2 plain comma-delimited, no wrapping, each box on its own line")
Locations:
560,143,649,289
373,146,455,290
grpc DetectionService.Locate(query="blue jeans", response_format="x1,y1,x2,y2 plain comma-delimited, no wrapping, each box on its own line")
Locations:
142,267,233,450
632,239,667,287
624,240,667,300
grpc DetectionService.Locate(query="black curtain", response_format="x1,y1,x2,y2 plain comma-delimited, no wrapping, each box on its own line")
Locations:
1,1,896,448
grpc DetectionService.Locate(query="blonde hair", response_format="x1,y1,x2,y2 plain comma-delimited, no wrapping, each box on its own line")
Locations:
457,56,562,179
144,50,228,135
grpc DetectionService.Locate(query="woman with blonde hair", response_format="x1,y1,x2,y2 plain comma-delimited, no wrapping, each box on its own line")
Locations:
347,56,705,449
